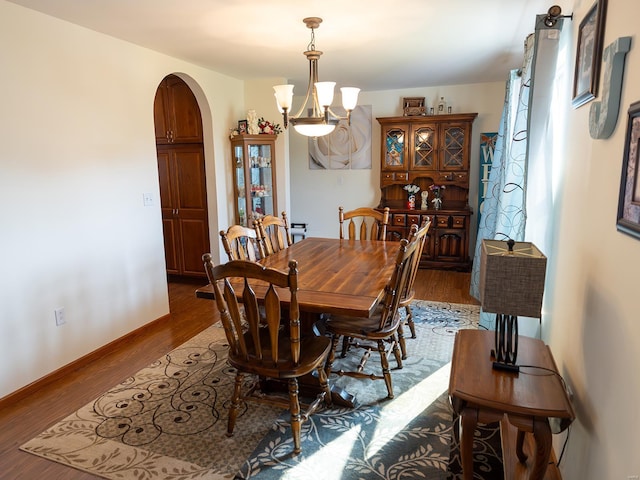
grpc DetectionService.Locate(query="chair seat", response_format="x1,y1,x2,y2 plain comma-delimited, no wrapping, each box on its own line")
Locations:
229,330,332,379
325,307,400,340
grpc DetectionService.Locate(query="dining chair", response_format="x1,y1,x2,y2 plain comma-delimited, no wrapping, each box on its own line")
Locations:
255,211,293,257
219,224,264,261
339,206,390,241
324,227,421,399
400,218,432,343
202,254,332,455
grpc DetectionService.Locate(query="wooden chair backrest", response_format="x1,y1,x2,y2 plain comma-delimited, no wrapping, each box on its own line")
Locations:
202,255,301,367
255,212,293,257
220,224,264,261
402,218,432,300
376,228,422,330
339,206,390,241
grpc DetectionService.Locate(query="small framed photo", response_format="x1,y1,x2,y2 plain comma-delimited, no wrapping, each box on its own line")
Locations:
572,0,607,108
616,101,640,240
237,120,248,134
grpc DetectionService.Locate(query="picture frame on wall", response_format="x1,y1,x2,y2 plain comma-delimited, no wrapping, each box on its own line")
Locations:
616,101,640,240
572,0,607,108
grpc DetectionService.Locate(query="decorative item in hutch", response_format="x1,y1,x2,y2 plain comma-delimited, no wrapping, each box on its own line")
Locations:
403,184,420,210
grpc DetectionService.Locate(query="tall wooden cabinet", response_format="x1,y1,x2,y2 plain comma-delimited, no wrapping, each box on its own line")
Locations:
230,134,277,227
154,75,210,277
154,75,203,145
377,113,477,271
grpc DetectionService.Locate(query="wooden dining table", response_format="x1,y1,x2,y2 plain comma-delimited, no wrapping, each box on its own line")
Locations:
196,237,400,406
196,237,399,318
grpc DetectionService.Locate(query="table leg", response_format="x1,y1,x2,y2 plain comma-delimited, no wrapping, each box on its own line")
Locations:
516,429,527,463
460,407,479,480
531,417,552,480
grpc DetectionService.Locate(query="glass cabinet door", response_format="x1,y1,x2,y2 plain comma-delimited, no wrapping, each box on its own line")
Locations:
383,125,407,170
441,124,467,170
412,125,436,170
233,145,247,225
248,144,274,221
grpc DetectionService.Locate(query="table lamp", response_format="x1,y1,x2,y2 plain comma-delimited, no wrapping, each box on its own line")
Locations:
478,239,547,373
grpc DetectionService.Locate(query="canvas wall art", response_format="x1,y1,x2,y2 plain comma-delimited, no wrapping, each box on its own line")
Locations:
309,105,372,170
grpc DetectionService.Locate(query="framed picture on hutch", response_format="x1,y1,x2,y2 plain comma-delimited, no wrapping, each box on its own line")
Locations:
572,0,607,108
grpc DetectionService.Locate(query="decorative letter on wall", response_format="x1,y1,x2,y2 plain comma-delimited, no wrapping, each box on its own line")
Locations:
589,36,632,139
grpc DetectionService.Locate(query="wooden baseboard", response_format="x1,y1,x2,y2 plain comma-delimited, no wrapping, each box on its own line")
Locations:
0,313,171,410
501,417,563,480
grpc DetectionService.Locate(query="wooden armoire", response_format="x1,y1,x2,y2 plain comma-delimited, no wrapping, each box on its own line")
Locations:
154,74,210,278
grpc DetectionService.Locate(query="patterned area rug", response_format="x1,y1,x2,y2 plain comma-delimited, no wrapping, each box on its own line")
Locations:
21,301,502,480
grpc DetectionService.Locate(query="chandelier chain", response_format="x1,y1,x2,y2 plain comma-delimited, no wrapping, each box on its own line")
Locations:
307,27,316,52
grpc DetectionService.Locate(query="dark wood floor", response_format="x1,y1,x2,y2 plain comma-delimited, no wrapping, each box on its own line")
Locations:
0,270,477,479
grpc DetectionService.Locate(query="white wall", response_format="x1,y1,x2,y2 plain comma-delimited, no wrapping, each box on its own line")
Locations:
0,1,244,398
287,83,505,242
546,0,640,478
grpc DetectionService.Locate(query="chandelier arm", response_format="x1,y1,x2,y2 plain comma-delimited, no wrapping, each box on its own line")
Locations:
326,107,353,126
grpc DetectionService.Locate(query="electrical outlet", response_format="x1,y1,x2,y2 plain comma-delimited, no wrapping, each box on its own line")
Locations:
54,307,66,326
143,192,154,206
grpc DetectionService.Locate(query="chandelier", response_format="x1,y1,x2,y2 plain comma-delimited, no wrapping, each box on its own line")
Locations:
273,17,360,137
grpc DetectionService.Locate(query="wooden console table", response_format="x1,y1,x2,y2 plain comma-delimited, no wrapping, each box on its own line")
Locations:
449,330,574,480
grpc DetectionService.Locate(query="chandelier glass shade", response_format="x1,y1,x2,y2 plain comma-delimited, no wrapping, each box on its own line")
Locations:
273,17,360,137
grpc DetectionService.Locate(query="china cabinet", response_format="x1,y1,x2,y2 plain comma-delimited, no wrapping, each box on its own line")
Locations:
377,113,477,271
231,134,277,226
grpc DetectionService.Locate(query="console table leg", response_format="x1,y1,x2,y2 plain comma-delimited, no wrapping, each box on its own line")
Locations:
460,407,479,480
516,429,527,463
531,417,552,480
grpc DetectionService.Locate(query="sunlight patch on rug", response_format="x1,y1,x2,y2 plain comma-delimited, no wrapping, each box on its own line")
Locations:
368,362,451,459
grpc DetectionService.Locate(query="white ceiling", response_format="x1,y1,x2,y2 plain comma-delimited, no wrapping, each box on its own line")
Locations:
8,0,572,92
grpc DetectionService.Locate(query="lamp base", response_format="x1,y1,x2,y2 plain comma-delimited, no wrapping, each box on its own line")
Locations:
492,361,520,373
492,313,519,373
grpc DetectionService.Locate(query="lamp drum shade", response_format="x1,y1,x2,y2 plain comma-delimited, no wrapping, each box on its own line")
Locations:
479,240,547,318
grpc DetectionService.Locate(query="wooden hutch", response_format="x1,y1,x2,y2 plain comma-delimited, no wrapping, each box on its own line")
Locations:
376,113,477,271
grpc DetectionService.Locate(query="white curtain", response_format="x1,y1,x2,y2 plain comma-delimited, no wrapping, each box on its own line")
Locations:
470,17,568,333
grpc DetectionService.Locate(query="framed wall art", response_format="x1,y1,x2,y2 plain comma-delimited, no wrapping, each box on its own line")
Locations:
616,101,640,240
572,0,607,108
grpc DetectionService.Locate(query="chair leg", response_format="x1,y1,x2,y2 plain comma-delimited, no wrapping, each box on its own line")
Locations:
288,378,302,454
316,365,332,407
340,335,350,358
377,340,394,399
325,334,340,378
227,372,244,437
397,322,407,360
405,305,416,339
392,334,403,369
